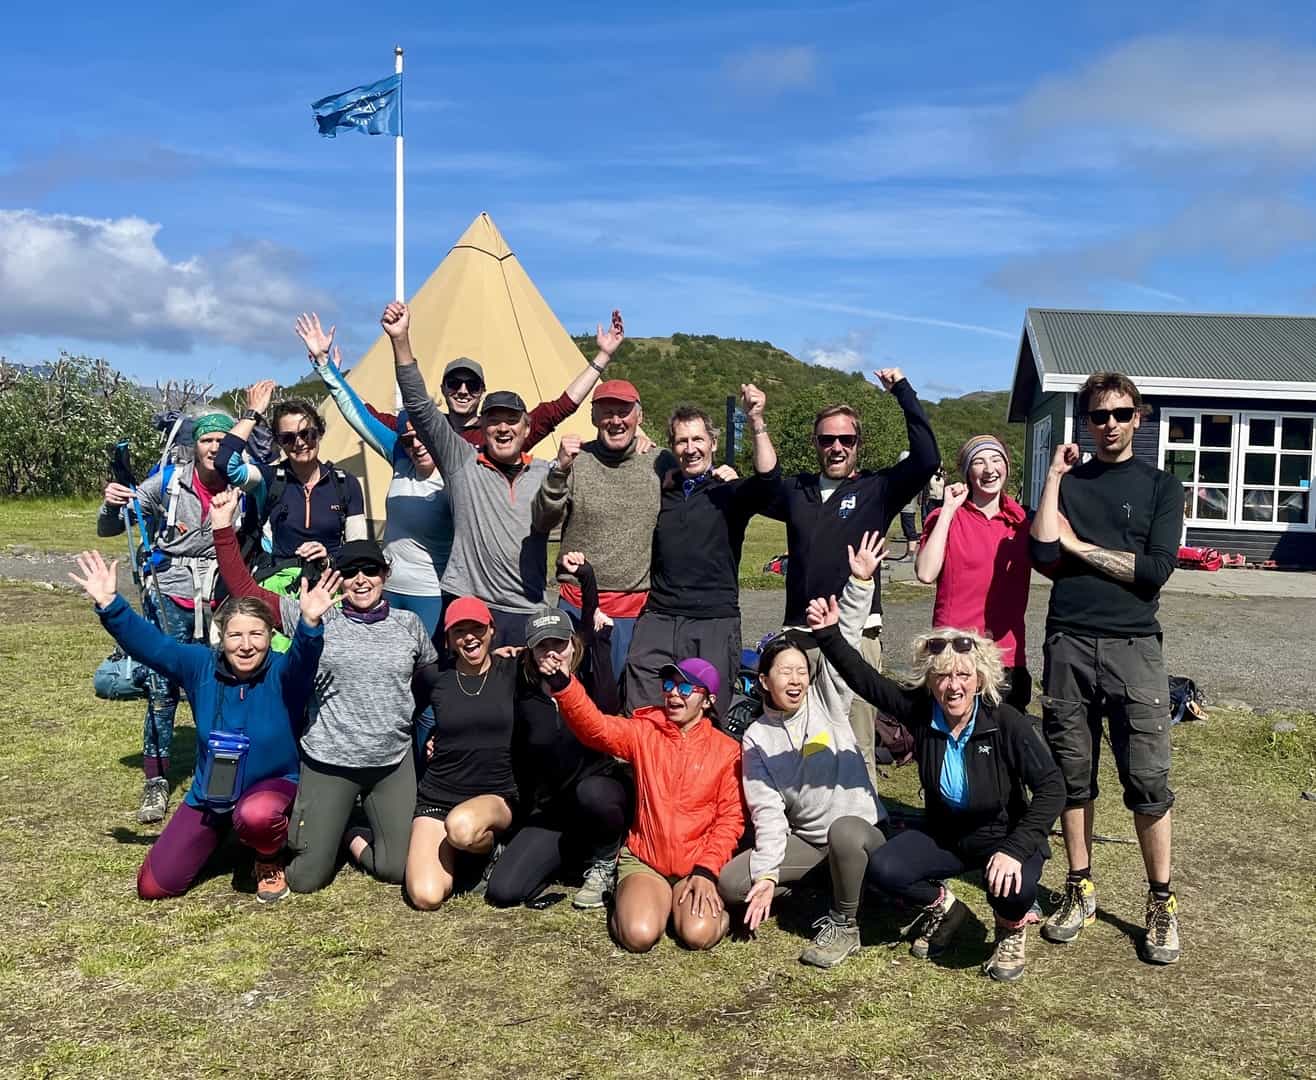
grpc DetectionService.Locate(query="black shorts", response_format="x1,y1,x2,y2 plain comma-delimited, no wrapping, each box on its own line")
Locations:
1041,632,1174,817
413,793,517,822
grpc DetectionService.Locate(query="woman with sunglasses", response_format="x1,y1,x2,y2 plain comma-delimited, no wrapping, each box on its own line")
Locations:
814,623,1064,982
209,490,437,893
216,380,367,575
68,548,332,903
915,435,1034,708
297,315,452,640
719,531,888,970
407,596,522,910
538,653,743,953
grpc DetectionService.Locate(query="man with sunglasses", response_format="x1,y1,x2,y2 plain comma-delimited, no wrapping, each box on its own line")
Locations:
1030,371,1184,965
762,368,939,785
218,382,367,576
358,309,626,450
531,378,669,677
385,301,559,647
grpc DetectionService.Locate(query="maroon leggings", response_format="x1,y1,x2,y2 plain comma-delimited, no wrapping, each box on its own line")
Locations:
137,778,297,900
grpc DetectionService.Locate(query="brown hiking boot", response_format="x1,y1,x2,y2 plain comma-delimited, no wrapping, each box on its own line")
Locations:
983,923,1028,982
254,858,289,904
1141,892,1181,964
910,890,970,959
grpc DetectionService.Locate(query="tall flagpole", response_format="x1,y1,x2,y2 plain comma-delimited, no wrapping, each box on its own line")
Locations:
394,45,405,302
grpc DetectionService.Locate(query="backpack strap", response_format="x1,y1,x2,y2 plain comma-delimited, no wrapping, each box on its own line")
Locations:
327,463,350,548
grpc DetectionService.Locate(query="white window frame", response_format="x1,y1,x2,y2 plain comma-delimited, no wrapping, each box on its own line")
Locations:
1030,414,1052,508
1158,409,1316,532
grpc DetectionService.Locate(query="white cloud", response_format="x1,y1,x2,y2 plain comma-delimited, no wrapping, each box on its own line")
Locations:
0,209,329,355
723,45,818,97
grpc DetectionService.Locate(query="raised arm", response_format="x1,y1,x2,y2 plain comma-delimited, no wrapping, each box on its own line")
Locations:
210,489,283,627
740,383,777,475
278,572,336,706
915,483,968,583
71,551,207,687
875,368,939,510
565,310,625,406
560,552,621,715
314,348,398,461
547,673,637,762
812,620,926,727
807,532,882,716
382,301,472,478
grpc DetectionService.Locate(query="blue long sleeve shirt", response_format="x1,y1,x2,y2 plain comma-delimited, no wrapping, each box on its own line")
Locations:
97,595,323,809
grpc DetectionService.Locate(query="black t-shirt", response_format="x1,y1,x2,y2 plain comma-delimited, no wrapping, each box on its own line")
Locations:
1031,456,1184,638
417,654,519,805
513,672,614,820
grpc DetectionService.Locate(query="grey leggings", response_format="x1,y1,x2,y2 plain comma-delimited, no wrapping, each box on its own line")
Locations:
719,815,886,919
286,753,416,892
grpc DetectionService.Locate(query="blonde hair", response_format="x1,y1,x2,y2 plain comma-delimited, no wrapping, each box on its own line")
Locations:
907,628,1006,707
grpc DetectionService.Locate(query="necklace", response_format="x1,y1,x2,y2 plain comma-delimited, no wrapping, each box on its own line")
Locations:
455,666,490,697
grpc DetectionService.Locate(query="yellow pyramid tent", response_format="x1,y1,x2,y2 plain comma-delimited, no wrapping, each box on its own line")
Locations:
318,211,598,522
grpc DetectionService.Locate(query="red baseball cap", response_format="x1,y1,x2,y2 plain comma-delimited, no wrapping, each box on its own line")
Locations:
443,596,494,631
592,379,640,404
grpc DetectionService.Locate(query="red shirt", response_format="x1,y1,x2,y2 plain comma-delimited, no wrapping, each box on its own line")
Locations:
921,495,1032,666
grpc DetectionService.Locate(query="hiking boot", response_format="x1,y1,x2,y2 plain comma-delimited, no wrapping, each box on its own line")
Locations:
573,855,616,910
799,913,861,969
1141,891,1181,965
470,841,505,899
254,858,289,904
1042,877,1096,944
983,923,1028,982
137,778,169,824
910,891,970,959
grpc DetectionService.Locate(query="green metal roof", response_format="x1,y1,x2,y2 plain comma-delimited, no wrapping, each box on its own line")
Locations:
1027,308,1316,383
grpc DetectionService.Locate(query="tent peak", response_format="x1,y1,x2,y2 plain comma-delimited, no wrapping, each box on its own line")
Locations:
451,211,513,261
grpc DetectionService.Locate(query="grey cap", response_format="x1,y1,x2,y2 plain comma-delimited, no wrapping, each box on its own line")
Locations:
480,390,528,416
442,357,485,384
525,604,575,648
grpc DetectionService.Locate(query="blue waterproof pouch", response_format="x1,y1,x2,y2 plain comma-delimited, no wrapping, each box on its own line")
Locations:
198,732,251,812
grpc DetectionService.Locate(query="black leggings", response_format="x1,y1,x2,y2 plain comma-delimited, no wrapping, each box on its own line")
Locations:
485,774,630,907
866,829,1044,923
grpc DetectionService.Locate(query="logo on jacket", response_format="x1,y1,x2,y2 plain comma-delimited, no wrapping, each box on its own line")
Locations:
838,494,857,520
977,745,992,755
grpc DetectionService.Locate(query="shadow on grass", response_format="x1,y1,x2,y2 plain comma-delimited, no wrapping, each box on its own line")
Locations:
116,727,197,790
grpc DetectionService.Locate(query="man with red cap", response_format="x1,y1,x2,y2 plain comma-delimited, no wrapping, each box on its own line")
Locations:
532,377,669,677
538,652,743,953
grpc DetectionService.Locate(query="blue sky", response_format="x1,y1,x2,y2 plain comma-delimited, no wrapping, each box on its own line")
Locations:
4,1,1316,399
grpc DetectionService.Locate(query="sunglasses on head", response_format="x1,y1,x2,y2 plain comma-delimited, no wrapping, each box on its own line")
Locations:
275,427,319,448
662,677,699,697
814,433,859,449
444,375,484,393
924,635,975,656
1087,407,1137,425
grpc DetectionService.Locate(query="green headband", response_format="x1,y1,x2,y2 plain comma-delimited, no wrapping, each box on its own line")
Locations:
192,413,235,439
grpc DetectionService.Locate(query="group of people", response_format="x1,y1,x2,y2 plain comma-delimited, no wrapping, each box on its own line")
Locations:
81,299,1185,982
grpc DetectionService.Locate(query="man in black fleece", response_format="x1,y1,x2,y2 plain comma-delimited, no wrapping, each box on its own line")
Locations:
622,388,779,715
762,367,939,784
1030,371,1184,966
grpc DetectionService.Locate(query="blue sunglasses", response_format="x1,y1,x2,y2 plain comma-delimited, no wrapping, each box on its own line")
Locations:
662,678,698,697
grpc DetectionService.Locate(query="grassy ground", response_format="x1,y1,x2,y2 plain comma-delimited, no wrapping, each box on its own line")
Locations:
3,579,1314,1079
1,497,109,554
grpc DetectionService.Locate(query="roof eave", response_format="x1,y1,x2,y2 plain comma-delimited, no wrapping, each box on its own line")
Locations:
1040,374,1316,400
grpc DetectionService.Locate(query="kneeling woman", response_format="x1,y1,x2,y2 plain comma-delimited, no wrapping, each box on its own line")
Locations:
540,656,743,953
816,625,1063,982
720,531,888,970
406,597,519,910
70,549,331,903
211,490,437,893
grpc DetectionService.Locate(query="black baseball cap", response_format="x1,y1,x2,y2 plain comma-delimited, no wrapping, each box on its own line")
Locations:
480,390,528,416
333,539,387,574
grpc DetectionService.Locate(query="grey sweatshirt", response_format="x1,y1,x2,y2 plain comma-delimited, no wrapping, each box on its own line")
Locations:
740,574,885,883
531,441,668,594
396,362,551,613
97,461,217,602
278,596,437,768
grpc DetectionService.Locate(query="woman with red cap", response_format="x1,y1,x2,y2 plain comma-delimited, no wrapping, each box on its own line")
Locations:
915,435,1035,709
406,596,520,910
537,652,743,952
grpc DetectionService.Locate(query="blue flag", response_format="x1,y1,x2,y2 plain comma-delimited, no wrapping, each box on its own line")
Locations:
312,73,401,138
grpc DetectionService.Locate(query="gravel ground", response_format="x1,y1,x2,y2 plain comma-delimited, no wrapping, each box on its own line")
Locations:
4,550,1305,712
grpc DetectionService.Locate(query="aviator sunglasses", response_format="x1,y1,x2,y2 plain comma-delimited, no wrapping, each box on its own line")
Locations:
275,427,319,448
662,678,700,697
924,636,975,656
1086,407,1137,425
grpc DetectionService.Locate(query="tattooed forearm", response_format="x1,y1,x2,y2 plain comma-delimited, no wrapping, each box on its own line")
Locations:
1075,546,1137,582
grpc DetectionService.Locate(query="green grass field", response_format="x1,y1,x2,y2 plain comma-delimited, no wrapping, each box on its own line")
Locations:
2,577,1314,1079
1,497,111,554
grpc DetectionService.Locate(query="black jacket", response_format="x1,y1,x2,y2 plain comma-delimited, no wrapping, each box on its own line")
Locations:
814,624,1063,862
762,379,938,626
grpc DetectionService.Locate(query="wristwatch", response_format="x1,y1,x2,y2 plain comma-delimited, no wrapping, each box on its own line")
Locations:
240,408,266,425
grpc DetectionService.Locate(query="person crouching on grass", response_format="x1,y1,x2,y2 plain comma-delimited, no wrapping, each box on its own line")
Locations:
814,625,1064,982
69,549,334,904
538,655,743,953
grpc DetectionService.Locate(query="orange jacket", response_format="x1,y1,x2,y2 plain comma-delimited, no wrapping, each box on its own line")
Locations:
553,677,744,879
